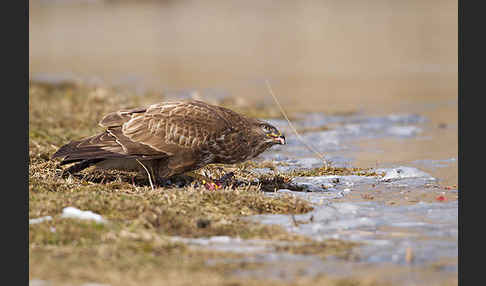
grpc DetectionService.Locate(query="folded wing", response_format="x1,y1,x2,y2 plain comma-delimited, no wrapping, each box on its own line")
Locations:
52,100,234,165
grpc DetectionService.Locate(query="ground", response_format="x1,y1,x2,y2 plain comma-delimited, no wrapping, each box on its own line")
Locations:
29,81,397,286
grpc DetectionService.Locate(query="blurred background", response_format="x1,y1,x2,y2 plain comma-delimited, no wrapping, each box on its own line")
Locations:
29,0,457,185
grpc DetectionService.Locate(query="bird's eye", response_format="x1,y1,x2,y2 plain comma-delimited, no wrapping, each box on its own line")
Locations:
260,124,281,137
261,124,271,132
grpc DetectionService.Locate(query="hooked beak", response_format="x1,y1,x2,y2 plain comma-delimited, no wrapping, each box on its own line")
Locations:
274,135,286,145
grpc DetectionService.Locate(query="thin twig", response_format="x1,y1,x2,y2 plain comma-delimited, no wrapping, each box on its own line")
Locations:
136,159,155,190
265,79,329,168
291,214,299,227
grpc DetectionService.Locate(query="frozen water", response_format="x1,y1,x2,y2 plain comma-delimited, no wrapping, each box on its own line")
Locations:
257,166,433,193
289,175,377,192
412,158,457,168
376,166,437,188
281,157,324,169
386,125,422,137
261,113,427,165
378,166,434,181
242,111,457,282
199,110,458,286
253,200,457,268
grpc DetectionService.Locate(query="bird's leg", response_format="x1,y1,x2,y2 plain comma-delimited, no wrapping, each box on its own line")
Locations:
150,165,171,188
148,159,175,188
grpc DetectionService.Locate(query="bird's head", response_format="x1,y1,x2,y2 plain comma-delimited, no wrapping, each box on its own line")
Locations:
253,121,286,145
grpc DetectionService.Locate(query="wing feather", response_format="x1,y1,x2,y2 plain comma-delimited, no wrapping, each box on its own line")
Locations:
98,106,147,128
121,100,236,155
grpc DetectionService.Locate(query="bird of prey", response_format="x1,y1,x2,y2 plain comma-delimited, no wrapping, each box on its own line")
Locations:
52,100,286,182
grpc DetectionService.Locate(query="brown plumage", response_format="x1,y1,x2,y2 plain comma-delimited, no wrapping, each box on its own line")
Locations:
52,100,286,180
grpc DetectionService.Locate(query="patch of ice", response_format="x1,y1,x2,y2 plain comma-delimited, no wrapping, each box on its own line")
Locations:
209,236,233,243
334,203,359,215
378,166,434,181
285,157,324,169
61,207,106,223
332,217,377,230
392,222,428,227
253,199,457,268
386,125,422,137
290,175,376,192
386,114,425,124
251,168,273,175
412,158,457,168
276,189,295,194
29,216,52,225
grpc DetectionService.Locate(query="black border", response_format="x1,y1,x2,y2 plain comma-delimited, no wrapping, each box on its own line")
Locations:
25,0,30,285
7,0,29,284
458,0,462,283
459,0,485,285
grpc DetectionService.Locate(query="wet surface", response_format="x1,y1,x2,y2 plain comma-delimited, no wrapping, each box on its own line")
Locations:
250,111,458,285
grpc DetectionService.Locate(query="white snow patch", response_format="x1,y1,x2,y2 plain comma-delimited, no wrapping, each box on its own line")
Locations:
378,166,434,181
29,216,52,225
61,207,106,223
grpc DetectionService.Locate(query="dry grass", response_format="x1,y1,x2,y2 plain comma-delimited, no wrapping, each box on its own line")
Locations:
29,81,389,286
287,166,383,178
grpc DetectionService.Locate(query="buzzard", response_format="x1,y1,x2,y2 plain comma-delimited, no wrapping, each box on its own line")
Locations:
52,100,286,182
